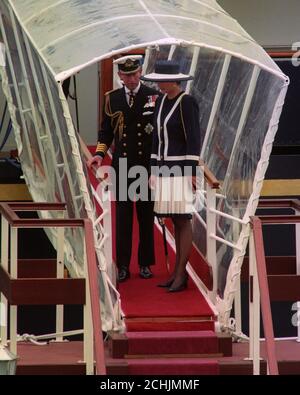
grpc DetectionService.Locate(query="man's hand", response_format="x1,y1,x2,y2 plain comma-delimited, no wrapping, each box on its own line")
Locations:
87,155,103,169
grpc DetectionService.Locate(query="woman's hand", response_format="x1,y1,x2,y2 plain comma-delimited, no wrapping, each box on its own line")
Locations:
149,174,157,190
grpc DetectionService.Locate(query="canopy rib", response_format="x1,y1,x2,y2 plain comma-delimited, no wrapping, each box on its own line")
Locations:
6,1,286,84
39,14,148,52
138,0,170,38
40,13,259,55
24,0,69,25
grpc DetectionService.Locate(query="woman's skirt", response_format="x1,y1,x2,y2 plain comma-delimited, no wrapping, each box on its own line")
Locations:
153,176,194,218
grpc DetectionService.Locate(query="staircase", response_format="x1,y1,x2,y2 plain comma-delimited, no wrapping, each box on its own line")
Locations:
235,199,300,374
0,202,105,375
3,200,300,375
106,330,232,375
105,199,300,376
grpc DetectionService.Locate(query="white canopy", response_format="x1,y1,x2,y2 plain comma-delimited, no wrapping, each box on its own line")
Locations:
0,0,289,330
8,0,284,81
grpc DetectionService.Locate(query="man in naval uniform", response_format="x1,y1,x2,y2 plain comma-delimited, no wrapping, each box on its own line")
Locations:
88,55,159,282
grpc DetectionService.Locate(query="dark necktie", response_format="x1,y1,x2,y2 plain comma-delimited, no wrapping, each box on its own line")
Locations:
129,91,135,107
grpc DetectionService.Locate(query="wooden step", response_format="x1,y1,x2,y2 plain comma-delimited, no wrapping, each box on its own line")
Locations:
106,339,300,375
126,357,219,375
107,355,300,375
219,339,300,375
124,318,216,332
108,331,232,358
106,353,220,375
16,341,86,375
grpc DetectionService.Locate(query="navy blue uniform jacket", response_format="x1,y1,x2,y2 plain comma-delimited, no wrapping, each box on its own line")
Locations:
96,84,159,169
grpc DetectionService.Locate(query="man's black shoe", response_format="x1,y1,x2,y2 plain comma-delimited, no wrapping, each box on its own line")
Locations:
139,266,153,279
117,268,130,282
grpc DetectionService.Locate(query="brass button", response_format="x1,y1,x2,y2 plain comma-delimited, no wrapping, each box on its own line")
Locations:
138,133,142,136
123,152,127,156
123,133,127,138
124,125,127,129
138,142,142,146
160,156,163,160
138,151,142,155
137,123,141,127
123,143,127,147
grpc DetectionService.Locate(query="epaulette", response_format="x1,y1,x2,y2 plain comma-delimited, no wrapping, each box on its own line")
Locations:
105,88,118,96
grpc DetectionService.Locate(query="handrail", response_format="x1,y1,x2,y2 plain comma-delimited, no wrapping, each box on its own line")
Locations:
78,133,94,163
259,215,300,225
79,136,221,192
250,216,278,375
258,198,300,211
266,49,295,58
78,137,221,302
198,159,220,189
78,134,110,187
2,202,67,210
0,202,106,375
209,207,247,224
0,202,84,227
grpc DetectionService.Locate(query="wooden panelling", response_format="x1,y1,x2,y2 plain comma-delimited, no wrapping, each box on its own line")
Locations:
268,275,300,301
0,265,85,305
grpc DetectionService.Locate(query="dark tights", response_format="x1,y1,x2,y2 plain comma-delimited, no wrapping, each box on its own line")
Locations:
168,216,192,288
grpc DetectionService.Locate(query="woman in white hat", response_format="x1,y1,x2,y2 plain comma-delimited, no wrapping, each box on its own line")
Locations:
142,60,201,292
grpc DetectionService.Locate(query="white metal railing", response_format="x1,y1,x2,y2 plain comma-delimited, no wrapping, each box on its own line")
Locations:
199,175,252,338
204,183,249,305
0,12,34,166
209,207,247,225
0,203,106,375
91,177,115,283
9,9,51,184
78,136,116,287
206,183,217,301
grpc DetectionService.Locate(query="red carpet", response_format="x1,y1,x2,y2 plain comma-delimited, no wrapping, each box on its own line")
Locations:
118,210,215,329
125,321,215,332
127,358,220,375
88,148,219,374
88,147,215,331
126,331,218,355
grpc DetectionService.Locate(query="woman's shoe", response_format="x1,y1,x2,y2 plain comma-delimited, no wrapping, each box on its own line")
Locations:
168,277,188,293
157,278,174,288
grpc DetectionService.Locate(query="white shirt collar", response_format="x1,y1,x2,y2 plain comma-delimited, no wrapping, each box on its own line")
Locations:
124,82,141,95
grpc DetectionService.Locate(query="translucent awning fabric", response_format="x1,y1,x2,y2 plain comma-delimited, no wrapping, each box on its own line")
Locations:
0,0,289,329
8,0,284,81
